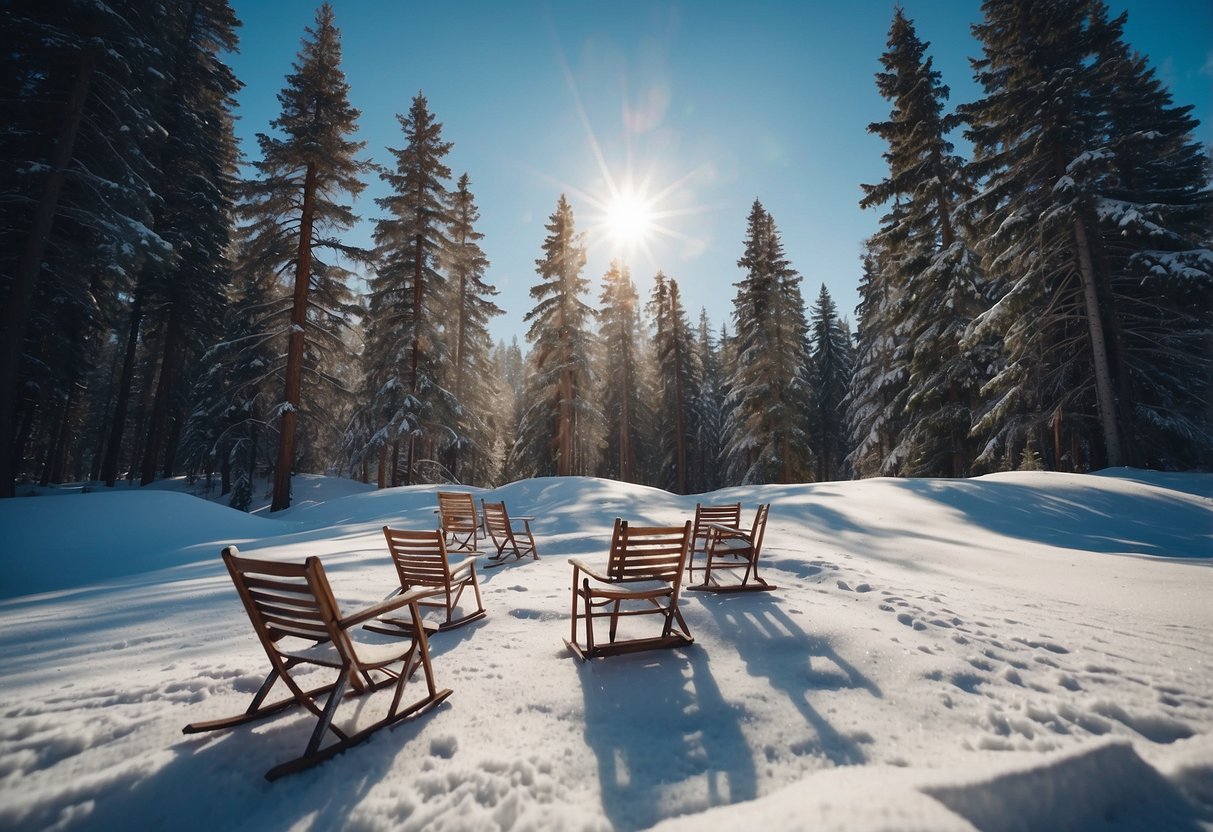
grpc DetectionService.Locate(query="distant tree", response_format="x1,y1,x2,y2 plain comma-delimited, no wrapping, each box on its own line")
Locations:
723,200,813,484
808,285,854,481
691,311,727,492
648,272,699,493
596,260,647,483
511,195,598,477
239,3,370,510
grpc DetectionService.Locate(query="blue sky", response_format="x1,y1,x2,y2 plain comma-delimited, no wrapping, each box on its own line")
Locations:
226,1,1213,346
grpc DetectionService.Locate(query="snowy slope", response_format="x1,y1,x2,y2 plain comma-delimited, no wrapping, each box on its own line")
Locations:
0,470,1210,831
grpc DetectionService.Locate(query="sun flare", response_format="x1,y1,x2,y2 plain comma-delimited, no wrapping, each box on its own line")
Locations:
605,191,654,247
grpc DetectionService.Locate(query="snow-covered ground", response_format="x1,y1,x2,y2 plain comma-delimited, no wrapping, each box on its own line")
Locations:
1,469,1210,831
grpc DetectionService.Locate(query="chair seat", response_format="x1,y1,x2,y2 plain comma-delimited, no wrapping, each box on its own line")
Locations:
283,636,412,669
587,578,674,599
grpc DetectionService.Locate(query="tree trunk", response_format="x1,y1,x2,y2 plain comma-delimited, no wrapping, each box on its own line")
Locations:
0,41,97,498
101,291,145,486
48,382,81,484
1071,217,1123,468
141,304,184,484
673,338,686,494
272,161,318,511
161,406,183,479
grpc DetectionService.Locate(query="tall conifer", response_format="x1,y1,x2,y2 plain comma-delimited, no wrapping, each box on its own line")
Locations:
240,3,369,509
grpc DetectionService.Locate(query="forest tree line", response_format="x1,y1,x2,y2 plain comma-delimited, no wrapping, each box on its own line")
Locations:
1,0,1209,508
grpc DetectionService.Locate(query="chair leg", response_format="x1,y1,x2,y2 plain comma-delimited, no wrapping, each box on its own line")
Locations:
305,667,351,756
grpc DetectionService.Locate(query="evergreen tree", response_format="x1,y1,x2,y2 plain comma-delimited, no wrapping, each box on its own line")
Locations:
959,0,1210,471
596,260,647,483
1087,7,1213,468
691,311,727,493
648,272,700,493
443,173,502,484
181,243,279,511
860,8,987,478
361,92,454,486
511,195,598,477
136,0,242,486
0,0,171,496
723,200,814,484
239,3,369,509
808,285,855,481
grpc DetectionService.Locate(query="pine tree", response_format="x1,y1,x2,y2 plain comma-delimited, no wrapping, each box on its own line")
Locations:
181,242,279,511
0,0,171,495
860,8,987,478
808,285,855,481
723,200,814,484
648,272,700,493
958,0,1212,471
361,92,454,486
691,311,727,493
443,173,502,484
1087,7,1213,468
511,195,598,477
240,3,369,509
596,260,647,483
136,0,242,486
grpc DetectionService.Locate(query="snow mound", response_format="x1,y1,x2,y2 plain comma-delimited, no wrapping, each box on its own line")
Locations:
0,490,271,599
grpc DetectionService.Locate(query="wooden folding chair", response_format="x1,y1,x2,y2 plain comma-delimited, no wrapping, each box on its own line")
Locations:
183,547,452,781
437,491,481,552
480,499,539,567
687,501,741,580
688,503,774,592
377,527,486,633
566,519,694,661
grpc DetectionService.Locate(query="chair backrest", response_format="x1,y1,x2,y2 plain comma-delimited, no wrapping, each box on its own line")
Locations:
437,492,478,533
748,504,771,555
222,547,344,655
481,500,510,536
693,502,741,537
606,519,693,586
382,527,453,590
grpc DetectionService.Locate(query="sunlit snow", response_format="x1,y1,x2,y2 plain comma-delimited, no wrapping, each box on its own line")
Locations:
0,470,1210,830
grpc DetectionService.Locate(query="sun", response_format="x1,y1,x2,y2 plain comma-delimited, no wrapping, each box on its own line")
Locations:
605,190,654,248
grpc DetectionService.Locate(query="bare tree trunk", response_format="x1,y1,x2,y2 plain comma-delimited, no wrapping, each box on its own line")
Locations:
0,41,97,498
271,162,318,511
141,304,183,484
1072,217,1123,468
673,336,686,494
101,291,145,486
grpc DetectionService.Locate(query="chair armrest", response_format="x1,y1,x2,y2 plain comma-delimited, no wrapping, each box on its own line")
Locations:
338,587,433,629
707,523,750,540
568,558,611,583
450,558,477,578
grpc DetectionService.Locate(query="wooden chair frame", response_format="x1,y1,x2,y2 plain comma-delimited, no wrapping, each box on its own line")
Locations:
437,491,481,552
480,499,539,567
687,502,741,580
183,547,452,781
378,526,486,633
688,503,774,592
566,519,694,661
